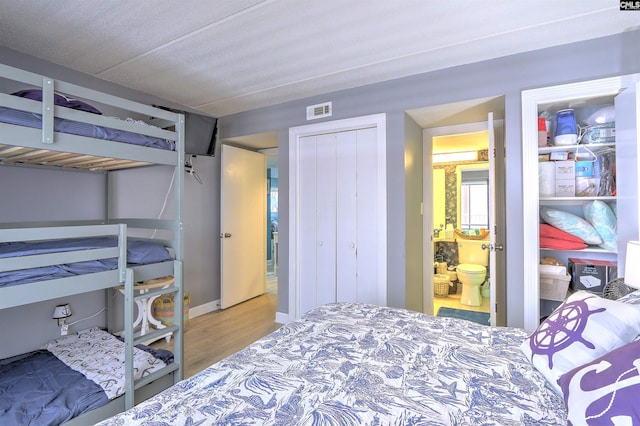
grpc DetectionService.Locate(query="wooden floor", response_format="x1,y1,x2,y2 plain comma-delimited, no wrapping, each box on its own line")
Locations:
152,274,280,378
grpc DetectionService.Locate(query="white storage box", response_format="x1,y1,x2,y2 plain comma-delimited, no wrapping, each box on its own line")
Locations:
540,272,571,301
555,160,575,180
555,179,576,197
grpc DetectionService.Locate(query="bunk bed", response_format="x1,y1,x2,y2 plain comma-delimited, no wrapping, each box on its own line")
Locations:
0,63,185,425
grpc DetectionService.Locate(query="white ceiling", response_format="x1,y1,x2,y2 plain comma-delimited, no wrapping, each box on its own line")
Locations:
0,0,636,122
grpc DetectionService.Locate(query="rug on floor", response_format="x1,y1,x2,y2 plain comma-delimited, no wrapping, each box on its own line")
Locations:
436,307,490,325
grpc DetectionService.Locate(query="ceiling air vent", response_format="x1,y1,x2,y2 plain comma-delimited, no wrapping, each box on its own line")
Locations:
306,102,332,120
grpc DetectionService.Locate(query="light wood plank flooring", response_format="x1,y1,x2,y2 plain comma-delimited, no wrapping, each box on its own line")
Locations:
152,274,280,378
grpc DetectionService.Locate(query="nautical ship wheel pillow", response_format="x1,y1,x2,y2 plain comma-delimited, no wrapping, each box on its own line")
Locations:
520,291,640,395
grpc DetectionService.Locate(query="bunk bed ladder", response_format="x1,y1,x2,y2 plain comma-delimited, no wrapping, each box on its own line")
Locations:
122,260,184,409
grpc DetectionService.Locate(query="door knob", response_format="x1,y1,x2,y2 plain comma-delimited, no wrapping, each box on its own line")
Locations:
219,233,232,238
481,243,505,251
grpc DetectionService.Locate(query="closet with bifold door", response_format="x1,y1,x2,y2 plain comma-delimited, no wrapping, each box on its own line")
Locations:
296,125,383,316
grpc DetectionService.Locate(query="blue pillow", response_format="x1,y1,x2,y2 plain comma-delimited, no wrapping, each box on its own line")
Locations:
583,200,617,252
540,207,603,245
12,89,102,115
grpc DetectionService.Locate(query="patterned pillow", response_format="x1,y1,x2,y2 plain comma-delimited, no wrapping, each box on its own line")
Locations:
558,339,640,425
540,207,603,245
521,291,640,394
583,200,617,252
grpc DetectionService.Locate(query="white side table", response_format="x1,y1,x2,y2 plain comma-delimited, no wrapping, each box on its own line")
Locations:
116,276,174,344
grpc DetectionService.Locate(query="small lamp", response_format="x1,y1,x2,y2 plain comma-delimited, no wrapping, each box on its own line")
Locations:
53,303,72,326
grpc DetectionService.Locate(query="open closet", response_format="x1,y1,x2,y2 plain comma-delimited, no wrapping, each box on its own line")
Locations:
521,73,640,332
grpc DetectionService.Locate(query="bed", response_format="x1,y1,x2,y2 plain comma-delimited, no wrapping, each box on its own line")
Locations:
0,62,186,424
99,292,640,425
0,327,173,425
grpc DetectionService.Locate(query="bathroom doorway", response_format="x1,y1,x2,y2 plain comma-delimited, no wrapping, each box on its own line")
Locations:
263,149,279,277
422,117,506,326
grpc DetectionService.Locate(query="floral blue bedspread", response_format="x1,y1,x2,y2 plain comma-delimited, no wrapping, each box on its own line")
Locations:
98,303,566,425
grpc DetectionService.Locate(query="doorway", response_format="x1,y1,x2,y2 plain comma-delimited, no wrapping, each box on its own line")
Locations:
220,145,266,309
262,148,279,278
423,119,506,326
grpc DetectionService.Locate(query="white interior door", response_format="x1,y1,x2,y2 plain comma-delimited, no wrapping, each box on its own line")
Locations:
315,133,337,308
220,145,266,309
487,112,497,326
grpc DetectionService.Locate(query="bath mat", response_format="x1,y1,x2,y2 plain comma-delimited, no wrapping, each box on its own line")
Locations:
436,307,490,325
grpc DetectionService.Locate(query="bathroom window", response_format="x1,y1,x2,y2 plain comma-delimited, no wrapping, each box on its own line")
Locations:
460,170,489,230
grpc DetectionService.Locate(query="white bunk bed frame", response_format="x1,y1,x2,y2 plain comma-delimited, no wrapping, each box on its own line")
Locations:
0,63,185,425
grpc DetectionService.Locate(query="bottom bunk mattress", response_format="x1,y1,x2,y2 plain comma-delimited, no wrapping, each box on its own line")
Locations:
0,327,172,425
98,303,567,425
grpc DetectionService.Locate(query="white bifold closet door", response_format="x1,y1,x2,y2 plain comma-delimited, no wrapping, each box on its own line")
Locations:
298,127,379,315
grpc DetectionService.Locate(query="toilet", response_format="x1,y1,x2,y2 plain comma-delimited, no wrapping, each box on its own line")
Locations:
456,239,488,306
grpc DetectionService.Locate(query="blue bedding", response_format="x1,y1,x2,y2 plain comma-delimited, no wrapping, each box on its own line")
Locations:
0,237,173,287
0,106,175,150
0,350,108,425
0,341,173,425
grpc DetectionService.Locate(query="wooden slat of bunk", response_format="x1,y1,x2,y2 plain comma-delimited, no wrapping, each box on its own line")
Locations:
0,143,152,170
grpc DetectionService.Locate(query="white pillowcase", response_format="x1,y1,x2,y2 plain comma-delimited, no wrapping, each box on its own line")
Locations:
521,291,640,394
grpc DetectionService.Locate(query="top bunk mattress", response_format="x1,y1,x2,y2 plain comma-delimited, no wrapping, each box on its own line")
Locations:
0,105,175,151
0,237,173,287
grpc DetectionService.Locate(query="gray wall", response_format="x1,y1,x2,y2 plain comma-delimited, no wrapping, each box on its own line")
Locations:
0,166,108,357
219,30,640,327
0,48,221,357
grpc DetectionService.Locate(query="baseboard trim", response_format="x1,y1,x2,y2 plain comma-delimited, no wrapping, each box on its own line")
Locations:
275,311,289,324
189,299,220,319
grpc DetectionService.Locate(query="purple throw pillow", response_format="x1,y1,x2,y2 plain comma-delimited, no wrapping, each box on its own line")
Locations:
559,339,640,425
12,89,102,114
520,291,640,394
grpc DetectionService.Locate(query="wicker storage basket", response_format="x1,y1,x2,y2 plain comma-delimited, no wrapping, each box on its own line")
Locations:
434,274,450,297
152,292,191,328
